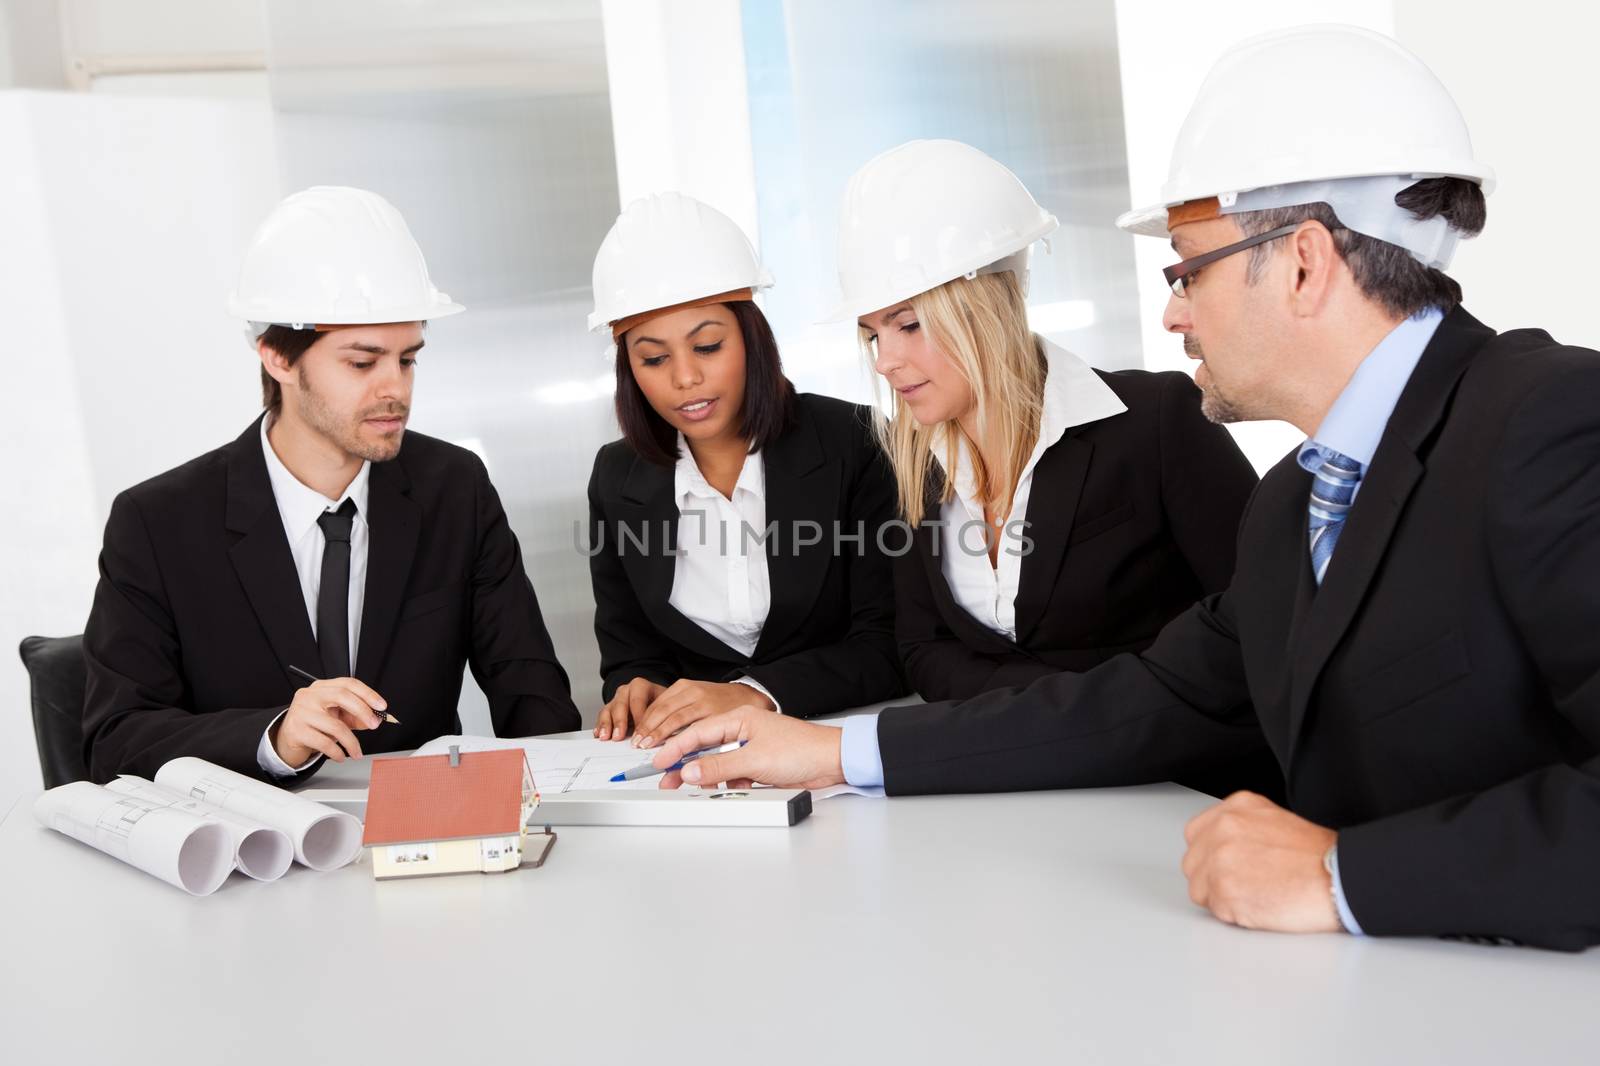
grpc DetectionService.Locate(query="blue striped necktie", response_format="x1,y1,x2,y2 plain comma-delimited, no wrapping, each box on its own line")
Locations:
1308,452,1363,585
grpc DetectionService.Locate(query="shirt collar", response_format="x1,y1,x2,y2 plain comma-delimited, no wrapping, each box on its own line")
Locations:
932,338,1128,495
260,414,371,542
674,433,764,502
1035,337,1129,446
1297,308,1444,475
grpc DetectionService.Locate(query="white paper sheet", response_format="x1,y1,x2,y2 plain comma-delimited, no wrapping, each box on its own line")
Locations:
33,782,235,896
106,777,294,881
413,735,662,793
154,757,362,871
413,735,883,798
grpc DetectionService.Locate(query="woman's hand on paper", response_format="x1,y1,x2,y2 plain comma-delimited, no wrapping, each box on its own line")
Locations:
593,677,666,740
629,680,776,749
651,707,845,790
271,678,386,766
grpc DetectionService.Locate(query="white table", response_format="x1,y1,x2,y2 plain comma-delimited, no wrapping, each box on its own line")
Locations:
3,755,1597,1064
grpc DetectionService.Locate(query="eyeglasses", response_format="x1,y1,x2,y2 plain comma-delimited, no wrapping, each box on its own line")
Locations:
1162,223,1302,297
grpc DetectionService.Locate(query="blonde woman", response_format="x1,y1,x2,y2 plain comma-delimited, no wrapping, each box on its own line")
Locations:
836,142,1274,796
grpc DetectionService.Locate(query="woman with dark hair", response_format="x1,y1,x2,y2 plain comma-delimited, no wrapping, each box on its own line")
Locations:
586,193,907,746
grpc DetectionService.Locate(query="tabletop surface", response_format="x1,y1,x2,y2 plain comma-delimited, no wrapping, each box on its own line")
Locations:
3,746,1597,1065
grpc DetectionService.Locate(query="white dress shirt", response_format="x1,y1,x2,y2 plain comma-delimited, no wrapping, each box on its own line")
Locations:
665,435,782,711
930,339,1127,640
255,415,372,776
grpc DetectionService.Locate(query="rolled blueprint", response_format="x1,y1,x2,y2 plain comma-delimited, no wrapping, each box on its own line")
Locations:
33,782,234,896
106,777,293,881
154,757,362,871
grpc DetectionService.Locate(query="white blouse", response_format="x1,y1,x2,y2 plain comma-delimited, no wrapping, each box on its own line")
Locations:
667,437,771,659
931,340,1127,640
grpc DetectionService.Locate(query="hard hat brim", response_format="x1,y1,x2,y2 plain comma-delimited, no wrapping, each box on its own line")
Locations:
818,218,1059,325
589,275,773,334
1114,203,1173,238
227,299,465,326
1117,160,1498,239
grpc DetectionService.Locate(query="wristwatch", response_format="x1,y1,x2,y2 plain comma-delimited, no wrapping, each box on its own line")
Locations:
1322,843,1345,929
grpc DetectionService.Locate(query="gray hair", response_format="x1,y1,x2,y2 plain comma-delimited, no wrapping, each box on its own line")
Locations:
1236,177,1487,319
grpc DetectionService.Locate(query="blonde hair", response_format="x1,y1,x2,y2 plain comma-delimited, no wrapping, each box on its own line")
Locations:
864,271,1045,526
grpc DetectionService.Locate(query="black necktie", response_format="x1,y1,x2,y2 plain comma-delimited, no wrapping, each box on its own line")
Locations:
316,499,358,678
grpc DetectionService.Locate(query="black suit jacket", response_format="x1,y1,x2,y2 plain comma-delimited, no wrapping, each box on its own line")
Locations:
588,393,906,717
876,308,1600,950
897,368,1257,698
82,416,580,783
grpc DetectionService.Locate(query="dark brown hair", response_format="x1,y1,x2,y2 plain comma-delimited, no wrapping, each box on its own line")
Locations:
1237,177,1488,318
258,325,319,411
614,300,796,466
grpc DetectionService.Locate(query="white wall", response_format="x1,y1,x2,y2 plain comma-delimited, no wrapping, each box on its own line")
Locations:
0,90,281,811
58,0,266,60
1,0,69,89
0,93,100,813
1113,1,1598,472
4,0,268,91
0,9,12,84
1394,0,1598,351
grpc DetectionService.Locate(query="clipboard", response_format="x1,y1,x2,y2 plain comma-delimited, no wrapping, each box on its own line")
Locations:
300,787,812,828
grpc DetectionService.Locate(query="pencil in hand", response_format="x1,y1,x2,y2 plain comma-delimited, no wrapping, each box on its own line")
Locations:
286,664,401,725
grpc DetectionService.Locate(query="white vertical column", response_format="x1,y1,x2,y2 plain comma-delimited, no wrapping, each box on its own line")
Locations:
599,0,760,243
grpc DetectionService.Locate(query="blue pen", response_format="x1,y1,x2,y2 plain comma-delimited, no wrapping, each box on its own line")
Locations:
609,740,748,782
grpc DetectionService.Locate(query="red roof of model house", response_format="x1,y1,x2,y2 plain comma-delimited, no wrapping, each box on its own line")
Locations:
363,748,532,846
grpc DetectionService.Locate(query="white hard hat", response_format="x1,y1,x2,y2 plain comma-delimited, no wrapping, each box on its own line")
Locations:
228,186,464,332
824,139,1059,323
1117,25,1493,268
588,192,773,334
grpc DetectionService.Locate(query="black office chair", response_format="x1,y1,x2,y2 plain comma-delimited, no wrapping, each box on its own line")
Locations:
18,634,90,788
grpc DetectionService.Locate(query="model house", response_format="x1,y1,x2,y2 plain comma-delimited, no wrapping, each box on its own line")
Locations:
362,747,539,880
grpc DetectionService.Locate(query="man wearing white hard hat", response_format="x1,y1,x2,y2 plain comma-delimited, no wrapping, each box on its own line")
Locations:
82,186,579,783
651,26,1600,950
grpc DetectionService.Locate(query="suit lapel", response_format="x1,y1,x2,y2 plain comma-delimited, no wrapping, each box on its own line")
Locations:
619,448,678,606
354,452,420,682
1284,309,1495,761
225,416,322,683
1012,433,1092,642
753,413,834,658
1241,455,1321,758
618,449,747,662
914,473,1023,655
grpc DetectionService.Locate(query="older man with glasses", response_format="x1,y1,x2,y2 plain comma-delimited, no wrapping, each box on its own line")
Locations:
648,24,1600,952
